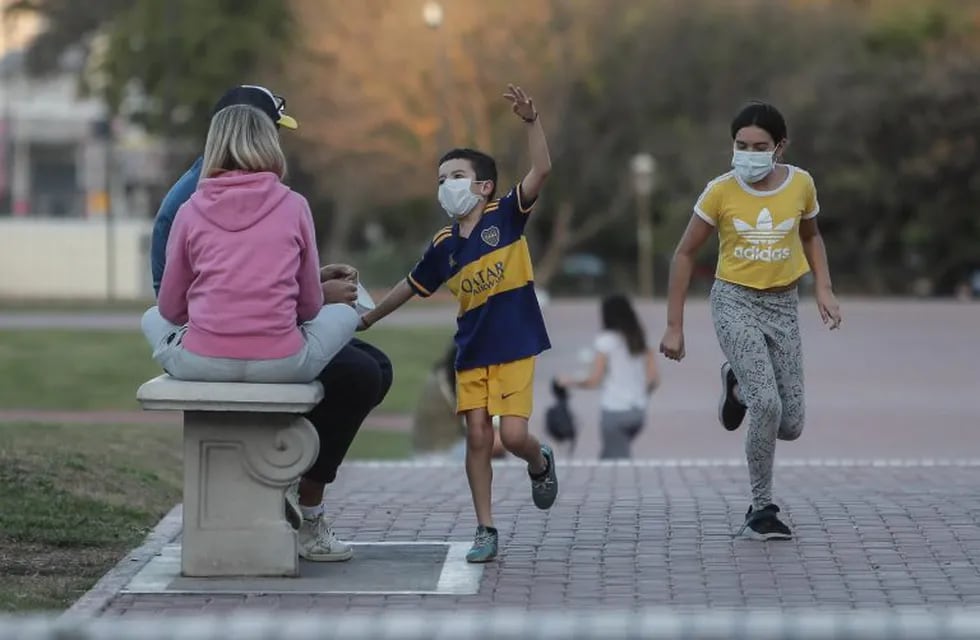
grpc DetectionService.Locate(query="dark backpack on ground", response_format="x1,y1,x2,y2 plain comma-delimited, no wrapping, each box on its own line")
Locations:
545,378,577,452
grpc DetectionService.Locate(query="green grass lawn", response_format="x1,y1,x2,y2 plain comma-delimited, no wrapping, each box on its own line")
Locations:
0,326,452,414
0,421,409,613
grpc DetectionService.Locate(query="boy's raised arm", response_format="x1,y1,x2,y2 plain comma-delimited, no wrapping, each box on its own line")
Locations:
359,278,415,330
504,84,552,205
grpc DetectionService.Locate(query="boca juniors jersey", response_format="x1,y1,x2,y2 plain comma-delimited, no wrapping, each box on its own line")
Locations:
407,185,551,371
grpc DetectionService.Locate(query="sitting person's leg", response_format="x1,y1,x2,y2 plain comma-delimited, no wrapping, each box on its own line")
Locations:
295,338,393,561
141,306,243,381
293,303,361,381
242,302,359,383
303,340,391,488
141,306,182,365
346,338,394,407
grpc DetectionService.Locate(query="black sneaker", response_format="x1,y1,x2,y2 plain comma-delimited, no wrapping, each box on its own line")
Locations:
736,504,793,541
718,362,747,431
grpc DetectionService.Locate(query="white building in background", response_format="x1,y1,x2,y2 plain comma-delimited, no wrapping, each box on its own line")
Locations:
0,39,165,217
0,7,166,300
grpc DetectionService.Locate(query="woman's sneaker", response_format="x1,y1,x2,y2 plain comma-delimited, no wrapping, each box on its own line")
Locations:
466,525,498,563
736,504,793,541
298,514,354,562
718,362,747,431
529,445,558,509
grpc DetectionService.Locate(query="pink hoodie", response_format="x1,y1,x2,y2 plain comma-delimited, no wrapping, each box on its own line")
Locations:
158,171,324,360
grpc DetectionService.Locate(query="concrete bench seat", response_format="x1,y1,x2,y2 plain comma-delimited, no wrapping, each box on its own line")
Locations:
137,374,323,578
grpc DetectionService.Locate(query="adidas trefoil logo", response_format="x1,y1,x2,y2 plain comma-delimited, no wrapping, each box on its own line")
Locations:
732,208,795,262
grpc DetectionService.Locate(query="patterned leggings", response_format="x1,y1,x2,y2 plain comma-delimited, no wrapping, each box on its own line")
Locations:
710,280,805,509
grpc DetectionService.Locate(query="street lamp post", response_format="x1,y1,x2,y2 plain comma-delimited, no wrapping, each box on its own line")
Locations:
631,152,657,299
0,3,11,212
422,1,452,152
93,118,117,301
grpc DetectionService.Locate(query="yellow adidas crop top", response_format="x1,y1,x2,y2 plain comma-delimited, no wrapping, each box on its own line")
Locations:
694,165,819,290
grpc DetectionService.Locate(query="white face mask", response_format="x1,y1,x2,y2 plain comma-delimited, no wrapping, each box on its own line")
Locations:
438,178,482,219
732,149,776,184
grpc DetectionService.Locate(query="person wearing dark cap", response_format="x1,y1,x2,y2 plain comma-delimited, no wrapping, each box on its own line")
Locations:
151,85,297,295
149,85,393,562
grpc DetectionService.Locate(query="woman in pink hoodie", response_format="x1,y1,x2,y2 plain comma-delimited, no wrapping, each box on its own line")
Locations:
141,104,358,383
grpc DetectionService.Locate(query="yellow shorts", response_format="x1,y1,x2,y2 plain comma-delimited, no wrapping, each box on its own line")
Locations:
456,357,535,419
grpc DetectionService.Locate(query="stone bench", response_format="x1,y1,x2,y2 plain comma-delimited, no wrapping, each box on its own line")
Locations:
136,374,323,578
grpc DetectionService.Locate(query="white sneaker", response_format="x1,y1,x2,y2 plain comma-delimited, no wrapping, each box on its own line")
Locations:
298,514,353,562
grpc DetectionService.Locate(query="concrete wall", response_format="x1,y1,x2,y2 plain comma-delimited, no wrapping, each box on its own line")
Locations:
0,218,153,300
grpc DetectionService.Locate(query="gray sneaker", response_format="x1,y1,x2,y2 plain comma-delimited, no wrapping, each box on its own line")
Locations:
465,525,498,563
529,444,558,509
298,514,354,562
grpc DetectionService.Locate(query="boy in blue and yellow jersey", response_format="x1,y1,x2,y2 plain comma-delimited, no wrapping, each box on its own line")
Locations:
359,84,556,563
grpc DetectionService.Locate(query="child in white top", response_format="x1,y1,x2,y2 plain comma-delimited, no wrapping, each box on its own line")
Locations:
558,294,659,458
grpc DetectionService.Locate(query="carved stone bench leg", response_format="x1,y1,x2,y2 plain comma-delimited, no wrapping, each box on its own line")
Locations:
181,410,320,577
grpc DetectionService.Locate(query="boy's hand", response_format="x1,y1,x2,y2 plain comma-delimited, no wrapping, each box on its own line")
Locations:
504,84,537,122
356,314,372,332
508,83,551,203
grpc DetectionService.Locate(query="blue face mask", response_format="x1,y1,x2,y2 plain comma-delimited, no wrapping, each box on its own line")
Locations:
732,149,776,184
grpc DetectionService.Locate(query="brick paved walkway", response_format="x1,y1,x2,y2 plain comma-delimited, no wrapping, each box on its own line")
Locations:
30,299,977,616
97,459,980,616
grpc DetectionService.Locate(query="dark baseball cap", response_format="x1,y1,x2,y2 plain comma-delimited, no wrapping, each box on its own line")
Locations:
211,85,298,130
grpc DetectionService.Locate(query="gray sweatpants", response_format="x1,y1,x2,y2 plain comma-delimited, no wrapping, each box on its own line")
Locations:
141,304,359,383
710,280,805,509
599,408,645,459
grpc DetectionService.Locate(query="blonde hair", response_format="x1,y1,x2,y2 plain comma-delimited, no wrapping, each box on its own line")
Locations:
201,104,287,180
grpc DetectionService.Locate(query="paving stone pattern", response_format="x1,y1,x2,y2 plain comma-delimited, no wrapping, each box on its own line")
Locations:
103,461,980,616
42,300,978,616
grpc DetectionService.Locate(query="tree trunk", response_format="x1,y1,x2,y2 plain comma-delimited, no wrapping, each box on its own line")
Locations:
325,193,356,262
534,184,632,287
533,199,575,286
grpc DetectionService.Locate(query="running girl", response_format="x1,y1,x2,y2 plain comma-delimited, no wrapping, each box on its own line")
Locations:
659,101,842,540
